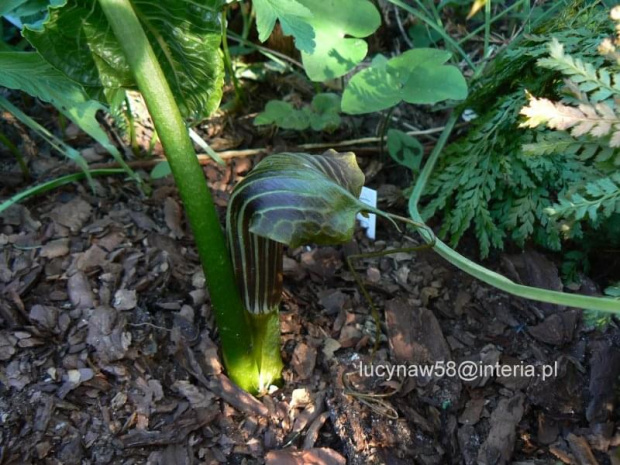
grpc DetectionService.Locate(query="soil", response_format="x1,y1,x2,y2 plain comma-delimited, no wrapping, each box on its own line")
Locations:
1,46,620,465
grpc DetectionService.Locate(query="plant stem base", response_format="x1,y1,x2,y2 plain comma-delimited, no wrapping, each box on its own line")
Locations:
248,311,283,394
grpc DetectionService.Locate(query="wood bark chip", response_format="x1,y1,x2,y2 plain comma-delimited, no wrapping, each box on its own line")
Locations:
164,197,184,239
48,197,92,233
567,433,600,465
502,250,565,318
67,271,95,310
384,297,451,364
477,394,525,465
586,341,620,423
265,447,346,465
292,342,317,380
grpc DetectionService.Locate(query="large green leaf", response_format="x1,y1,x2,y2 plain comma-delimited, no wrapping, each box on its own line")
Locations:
298,0,380,82
226,151,367,314
0,52,139,182
23,0,224,121
0,0,62,26
342,49,468,114
0,52,88,109
253,0,315,54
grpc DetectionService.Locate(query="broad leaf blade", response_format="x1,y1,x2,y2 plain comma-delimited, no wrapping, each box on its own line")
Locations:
0,51,139,182
342,49,468,114
1,0,64,28
254,100,310,130
0,52,88,108
23,0,224,121
299,0,380,82
253,0,315,53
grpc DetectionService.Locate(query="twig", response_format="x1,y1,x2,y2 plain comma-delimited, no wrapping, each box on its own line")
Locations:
82,126,448,172
298,126,447,150
393,5,414,49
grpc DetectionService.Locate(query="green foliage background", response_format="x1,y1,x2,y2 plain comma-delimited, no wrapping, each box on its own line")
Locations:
422,1,619,258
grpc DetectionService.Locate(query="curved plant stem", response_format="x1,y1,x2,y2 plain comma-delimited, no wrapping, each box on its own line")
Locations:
98,0,261,392
407,112,620,314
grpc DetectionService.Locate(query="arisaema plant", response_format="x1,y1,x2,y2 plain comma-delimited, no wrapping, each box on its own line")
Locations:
2,0,620,395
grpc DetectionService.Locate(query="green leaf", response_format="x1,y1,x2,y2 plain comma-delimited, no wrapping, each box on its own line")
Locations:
0,0,38,17
253,0,315,53
254,100,310,130
0,94,92,186
23,0,224,121
342,49,468,114
308,93,341,131
228,150,367,249
0,52,88,109
151,161,172,179
298,0,380,81
254,94,341,132
0,52,139,183
408,24,442,48
387,129,424,171
1,0,63,28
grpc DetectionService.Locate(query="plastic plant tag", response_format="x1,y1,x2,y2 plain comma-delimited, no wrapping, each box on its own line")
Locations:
357,186,377,240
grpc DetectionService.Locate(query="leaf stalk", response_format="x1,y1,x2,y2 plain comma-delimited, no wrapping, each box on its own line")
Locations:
408,113,620,314
98,0,261,392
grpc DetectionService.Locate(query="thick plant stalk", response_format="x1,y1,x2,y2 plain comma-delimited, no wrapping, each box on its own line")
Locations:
98,0,261,392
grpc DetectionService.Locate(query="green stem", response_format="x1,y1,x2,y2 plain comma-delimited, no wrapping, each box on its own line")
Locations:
407,112,620,314
378,106,395,158
98,0,260,392
241,2,254,41
523,0,531,34
57,112,67,138
422,0,443,28
0,130,29,179
457,0,523,45
484,0,491,59
248,311,283,393
222,5,245,106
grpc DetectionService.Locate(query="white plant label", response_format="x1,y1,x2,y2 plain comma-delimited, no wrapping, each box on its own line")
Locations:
357,186,377,240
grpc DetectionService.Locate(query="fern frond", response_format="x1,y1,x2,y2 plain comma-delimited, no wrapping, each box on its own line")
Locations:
520,95,620,144
548,172,620,223
424,3,617,257
537,38,619,102
523,131,617,164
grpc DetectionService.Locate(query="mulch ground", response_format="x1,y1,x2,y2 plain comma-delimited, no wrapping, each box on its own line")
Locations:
1,80,620,464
